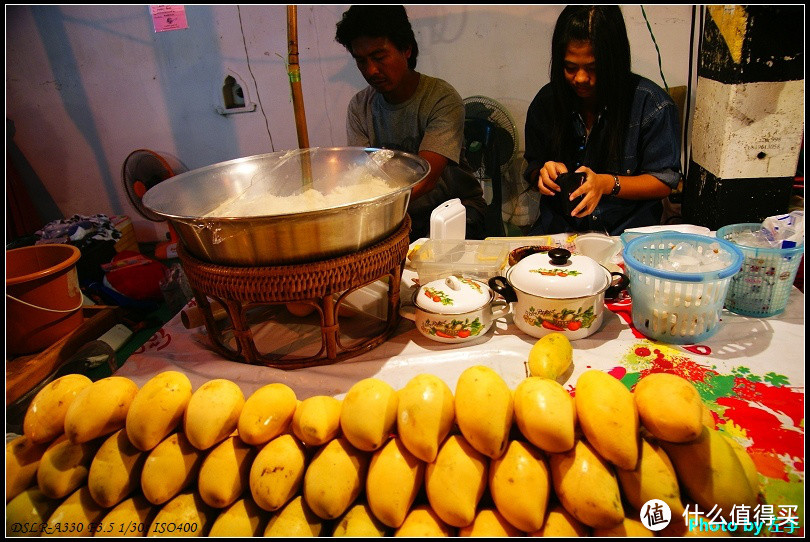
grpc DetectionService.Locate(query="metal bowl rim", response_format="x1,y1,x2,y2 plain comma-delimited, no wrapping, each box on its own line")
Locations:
142,146,429,221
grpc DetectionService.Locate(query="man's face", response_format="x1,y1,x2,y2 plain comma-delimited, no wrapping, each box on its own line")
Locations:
350,36,412,97
563,40,597,100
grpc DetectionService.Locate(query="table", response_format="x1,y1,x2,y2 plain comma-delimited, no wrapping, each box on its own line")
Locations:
114,238,805,535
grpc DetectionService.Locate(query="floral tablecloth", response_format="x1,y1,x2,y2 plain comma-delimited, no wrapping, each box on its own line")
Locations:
115,238,804,536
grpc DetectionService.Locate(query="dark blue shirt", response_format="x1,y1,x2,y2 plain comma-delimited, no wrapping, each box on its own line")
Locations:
523,75,681,235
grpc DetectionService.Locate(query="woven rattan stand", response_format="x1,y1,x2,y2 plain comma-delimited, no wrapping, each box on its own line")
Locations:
178,216,411,369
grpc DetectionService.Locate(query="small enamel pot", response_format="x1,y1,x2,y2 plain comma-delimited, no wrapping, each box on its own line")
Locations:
489,247,628,340
400,275,510,343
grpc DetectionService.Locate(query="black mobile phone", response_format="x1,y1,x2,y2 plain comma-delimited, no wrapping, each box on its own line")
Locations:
552,171,586,216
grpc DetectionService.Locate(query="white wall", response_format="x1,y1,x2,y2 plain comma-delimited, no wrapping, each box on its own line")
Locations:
6,5,697,242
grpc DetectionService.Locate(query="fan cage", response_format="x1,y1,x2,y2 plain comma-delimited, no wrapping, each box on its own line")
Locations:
122,149,177,222
463,95,520,171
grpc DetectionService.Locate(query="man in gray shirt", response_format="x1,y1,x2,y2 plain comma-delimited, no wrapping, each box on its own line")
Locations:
336,5,486,241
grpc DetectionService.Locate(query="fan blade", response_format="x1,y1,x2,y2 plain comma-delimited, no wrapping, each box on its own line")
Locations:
133,180,149,199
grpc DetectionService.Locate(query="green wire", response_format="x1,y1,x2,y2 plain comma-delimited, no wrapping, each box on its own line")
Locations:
641,5,669,92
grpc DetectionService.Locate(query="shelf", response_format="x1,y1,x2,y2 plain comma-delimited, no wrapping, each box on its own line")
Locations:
6,306,122,405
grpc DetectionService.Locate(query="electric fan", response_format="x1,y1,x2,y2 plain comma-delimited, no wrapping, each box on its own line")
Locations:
122,149,187,259
462,96,527,236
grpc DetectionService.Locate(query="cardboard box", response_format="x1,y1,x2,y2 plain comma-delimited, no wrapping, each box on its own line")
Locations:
111,215,139,253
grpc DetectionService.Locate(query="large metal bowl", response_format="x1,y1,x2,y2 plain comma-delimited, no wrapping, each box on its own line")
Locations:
142,147,429,266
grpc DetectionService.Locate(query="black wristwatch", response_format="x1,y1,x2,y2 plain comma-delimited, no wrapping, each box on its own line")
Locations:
610,174,621,196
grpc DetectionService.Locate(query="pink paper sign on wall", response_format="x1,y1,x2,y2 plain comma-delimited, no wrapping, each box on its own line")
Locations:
151,5,189,33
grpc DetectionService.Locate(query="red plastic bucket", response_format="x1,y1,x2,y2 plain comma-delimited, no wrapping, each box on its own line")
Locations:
6,244,84,355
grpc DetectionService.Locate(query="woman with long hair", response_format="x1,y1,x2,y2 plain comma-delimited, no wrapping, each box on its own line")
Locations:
524,5,681,235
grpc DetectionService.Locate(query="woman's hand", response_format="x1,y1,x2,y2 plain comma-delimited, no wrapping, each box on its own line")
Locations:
568,167,613,217
536,161,568,196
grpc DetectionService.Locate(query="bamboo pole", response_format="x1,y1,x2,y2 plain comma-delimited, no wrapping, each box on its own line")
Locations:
287,5,313,187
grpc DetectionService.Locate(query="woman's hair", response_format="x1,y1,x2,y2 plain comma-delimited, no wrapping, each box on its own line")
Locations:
548,5,634,171
335,5,419,70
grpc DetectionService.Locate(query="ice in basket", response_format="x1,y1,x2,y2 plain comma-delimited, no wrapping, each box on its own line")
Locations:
622,232,743,344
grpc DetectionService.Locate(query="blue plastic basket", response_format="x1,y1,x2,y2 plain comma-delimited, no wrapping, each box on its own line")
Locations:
716,223,804,317
622,232,744,344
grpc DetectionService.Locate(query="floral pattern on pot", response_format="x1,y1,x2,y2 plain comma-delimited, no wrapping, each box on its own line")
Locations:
530,267,582,278
422,287,454,305
523,305,597,332
459,277,483,293
420,317,484,339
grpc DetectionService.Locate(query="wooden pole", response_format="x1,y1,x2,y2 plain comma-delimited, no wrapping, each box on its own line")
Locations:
287,5,312,186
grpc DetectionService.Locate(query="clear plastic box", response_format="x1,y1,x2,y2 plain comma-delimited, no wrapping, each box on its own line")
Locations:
409,239,510,284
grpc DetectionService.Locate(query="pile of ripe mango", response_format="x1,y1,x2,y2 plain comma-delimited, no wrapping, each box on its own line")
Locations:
7,365,760,537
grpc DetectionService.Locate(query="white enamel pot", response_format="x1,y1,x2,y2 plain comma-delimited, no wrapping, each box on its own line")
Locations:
488,247,628,340
400,275,510,343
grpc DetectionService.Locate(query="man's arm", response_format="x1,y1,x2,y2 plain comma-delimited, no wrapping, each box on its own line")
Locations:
411,150,447,200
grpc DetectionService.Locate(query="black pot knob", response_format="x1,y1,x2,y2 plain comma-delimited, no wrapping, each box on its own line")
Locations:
548,248,571,266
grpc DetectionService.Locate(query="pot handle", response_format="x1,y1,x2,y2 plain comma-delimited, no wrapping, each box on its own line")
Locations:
488,276,517,303
489,298,511,320
605,271,630,300
399,303,417,322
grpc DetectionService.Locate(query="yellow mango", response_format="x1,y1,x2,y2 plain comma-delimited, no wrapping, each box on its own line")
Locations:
616,437,685,518
95,494,157,537
147,492,215,536
701,402,716,428
454,365,513,459
64,376,139,444
634,372,704,443
528,504,590,537
87,428,147,508
42,486,108,537
366,436,425,529
264,495,324,537
574,369,639,470
593,515,655,537
7,434,49,503
721,433,760,495
527,332,573,380
292,395,342,446
183,379,245,451
209,496,268,537
488,439,550,533
660,426,758,518
513,376,576,453
548,439,624,529
125,370,192,452
6,487,62,537
37,435,101,500
425,434,488,528
141,432,205,506
23,374,92,444
332,502,389,537
237,383,297,446
394,505,455,537
198,434,256,509
303,436,370,520
458,508,525,537
396,373,455,463
249,433,307,512
339,378,398,452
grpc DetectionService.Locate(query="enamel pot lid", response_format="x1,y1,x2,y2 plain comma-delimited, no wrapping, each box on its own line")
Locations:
416,275,491,313
506,247,611,299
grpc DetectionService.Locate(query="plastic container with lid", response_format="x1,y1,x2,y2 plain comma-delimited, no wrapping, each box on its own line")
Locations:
409,239,510,284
